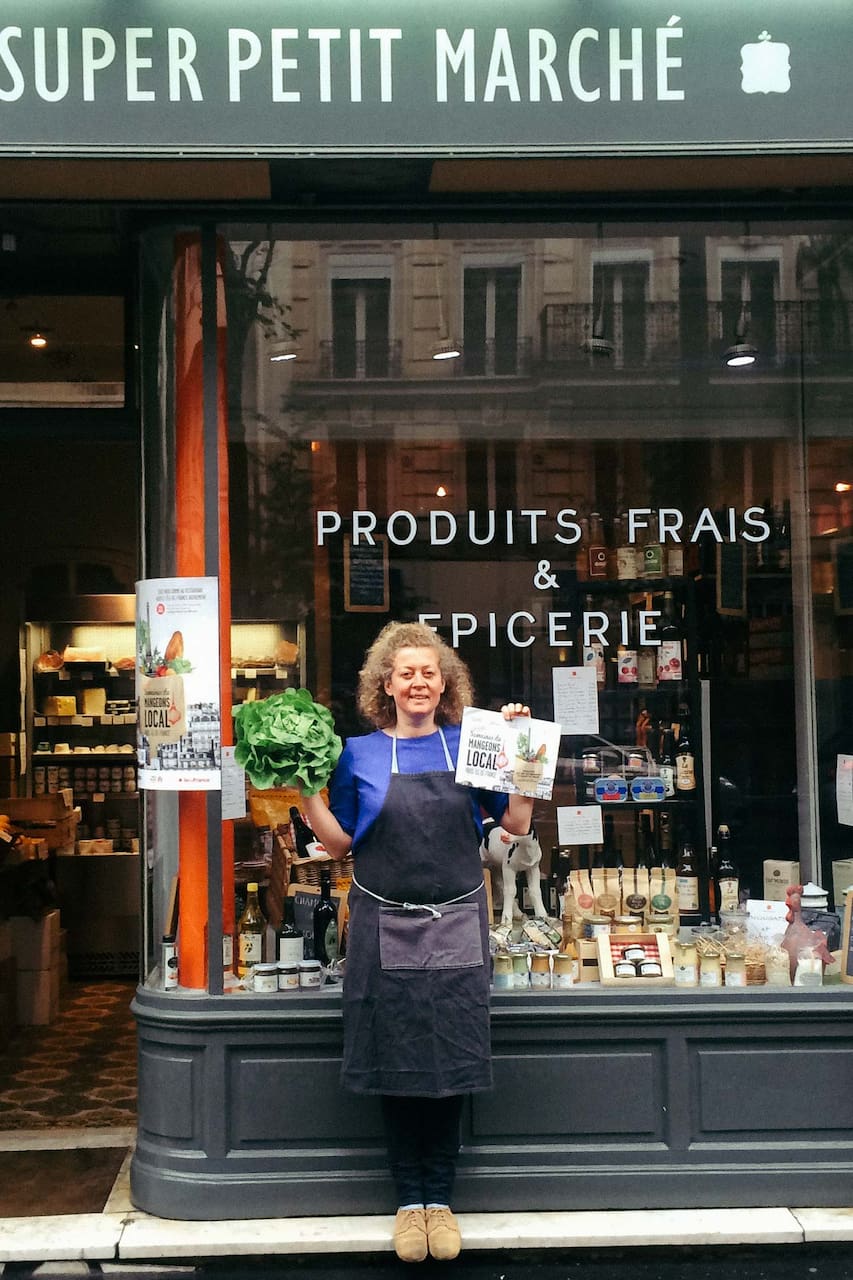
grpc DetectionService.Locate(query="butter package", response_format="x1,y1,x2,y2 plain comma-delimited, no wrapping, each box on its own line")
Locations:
763,860,800,902
41,695,77,717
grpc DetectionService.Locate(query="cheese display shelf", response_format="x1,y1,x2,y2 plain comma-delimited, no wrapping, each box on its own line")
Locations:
22,601,139,839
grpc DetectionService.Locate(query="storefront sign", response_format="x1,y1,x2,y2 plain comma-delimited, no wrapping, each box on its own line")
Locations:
136,576,222,791
0,3,850,155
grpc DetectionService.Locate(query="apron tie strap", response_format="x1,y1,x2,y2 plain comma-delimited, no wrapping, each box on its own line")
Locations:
351,873,484,919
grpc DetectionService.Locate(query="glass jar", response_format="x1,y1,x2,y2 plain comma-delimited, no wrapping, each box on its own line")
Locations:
673,939,698,987
493,951,513,990
724,951,747,987
529,952,551,989
699,950,722,987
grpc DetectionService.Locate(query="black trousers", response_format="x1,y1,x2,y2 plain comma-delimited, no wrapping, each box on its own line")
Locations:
380,1094,465,1207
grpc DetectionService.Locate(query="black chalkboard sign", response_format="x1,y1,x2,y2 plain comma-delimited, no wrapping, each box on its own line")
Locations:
287,883,347,958
344,537,389,613
833,539,853,616
716,541,747,617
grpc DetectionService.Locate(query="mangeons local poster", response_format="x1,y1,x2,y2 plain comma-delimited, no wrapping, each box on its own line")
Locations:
136,577,221,791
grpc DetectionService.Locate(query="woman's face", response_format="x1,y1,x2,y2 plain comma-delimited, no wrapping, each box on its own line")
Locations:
384,645,446,723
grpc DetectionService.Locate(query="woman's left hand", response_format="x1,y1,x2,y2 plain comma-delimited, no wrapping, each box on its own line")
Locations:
501,702,531,720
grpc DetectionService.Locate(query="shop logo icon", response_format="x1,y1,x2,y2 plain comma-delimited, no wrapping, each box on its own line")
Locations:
740,31,791,95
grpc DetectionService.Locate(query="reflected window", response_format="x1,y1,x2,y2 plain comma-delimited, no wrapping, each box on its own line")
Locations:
721,259,780,362
463,265,521,376
330,276,391,378
592,260,650,367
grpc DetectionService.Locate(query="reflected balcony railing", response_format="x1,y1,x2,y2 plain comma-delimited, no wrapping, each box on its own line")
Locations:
708,301,853,368
540,302,681,369
319,338,402,379
455,337,533,378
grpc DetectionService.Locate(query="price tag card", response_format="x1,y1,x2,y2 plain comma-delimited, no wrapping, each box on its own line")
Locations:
552,666,599,735
836,754,853,826
557,804,604,846
221,746,247,821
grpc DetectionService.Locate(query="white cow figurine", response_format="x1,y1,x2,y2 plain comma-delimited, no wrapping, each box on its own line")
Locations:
480,817,547,926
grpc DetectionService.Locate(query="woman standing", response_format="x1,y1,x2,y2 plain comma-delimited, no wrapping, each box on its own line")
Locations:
302,620,534,1263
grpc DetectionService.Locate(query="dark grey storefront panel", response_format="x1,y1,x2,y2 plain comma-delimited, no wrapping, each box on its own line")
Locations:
0,2,850,156
131,986,853,1221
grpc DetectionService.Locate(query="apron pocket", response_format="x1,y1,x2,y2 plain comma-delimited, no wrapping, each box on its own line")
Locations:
379,901,483,971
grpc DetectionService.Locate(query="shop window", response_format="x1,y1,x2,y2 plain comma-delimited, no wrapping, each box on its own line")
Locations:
462,265,522,376
0,294,124,407
329,277,392,378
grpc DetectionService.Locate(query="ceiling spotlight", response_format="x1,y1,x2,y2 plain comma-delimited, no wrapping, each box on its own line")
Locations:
582,325,615,358
432,340,461,362
28,331,48,349
435,485,448,498
835,482,852,493
724,339,758,368
269,338,299,362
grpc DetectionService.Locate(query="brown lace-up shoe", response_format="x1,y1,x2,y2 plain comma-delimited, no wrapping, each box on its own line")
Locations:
393,1207,428,1262
425,1206,461,1260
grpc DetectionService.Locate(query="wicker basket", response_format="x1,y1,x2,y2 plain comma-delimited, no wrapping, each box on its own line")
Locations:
291,852,354,888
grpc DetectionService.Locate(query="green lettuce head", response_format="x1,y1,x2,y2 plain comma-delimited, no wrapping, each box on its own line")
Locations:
232,687,342,796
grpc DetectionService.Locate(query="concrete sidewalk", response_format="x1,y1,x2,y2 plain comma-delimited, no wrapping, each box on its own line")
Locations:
2,1129,853,1267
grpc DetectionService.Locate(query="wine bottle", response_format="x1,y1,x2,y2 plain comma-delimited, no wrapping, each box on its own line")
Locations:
675,840,701,925
579,594,607,688
588,511,608,578
675,722,696,792
658,727,677,799
313,867,339,968
237,881,266,978
715,823,740,918
657,590,683,683
276,895,305,963
290,805,324,859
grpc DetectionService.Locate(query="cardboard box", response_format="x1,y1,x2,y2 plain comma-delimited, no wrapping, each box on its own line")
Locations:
597,932,674,987
1,794,79,850
16,967,60,1025
10,910,60,970
577,938,601,983
0,731,17,756
763,860,801,902
831,860,853,911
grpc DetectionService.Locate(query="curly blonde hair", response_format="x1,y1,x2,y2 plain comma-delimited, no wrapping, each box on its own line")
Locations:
357,621,474,728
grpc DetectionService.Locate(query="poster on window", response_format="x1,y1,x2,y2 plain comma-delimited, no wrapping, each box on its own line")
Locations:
136,577,222,791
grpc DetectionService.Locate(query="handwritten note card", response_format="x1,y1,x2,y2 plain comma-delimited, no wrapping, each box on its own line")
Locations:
556,804,604,846
552,666,599,736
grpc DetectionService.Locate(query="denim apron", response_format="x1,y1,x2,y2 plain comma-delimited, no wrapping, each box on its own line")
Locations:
340,729,492,1097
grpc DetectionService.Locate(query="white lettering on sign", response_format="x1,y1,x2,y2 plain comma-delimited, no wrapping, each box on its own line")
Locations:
0,18,689,109
436,21,685,104
316,507,771,549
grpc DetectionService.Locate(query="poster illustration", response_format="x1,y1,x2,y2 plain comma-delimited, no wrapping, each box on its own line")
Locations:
136,577,222,791
455,706,561,800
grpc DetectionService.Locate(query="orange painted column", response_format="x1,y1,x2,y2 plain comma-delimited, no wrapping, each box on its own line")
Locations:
173,234,234,989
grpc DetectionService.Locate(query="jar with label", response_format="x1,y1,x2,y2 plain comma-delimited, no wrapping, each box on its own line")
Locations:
638,957,663,977
672,939,698,987
529,952,551,989
699,950,722,987
622,944,647,964
298,959,323,989
614,959,637,977
492,951,513,990
277,962,300,991
161,935,178,990
510,949,529,988
552,951,575,988
724,951,747,988
252,962,279,992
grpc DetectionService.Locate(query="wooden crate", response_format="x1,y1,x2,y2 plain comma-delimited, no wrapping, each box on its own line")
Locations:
596,931,674,986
